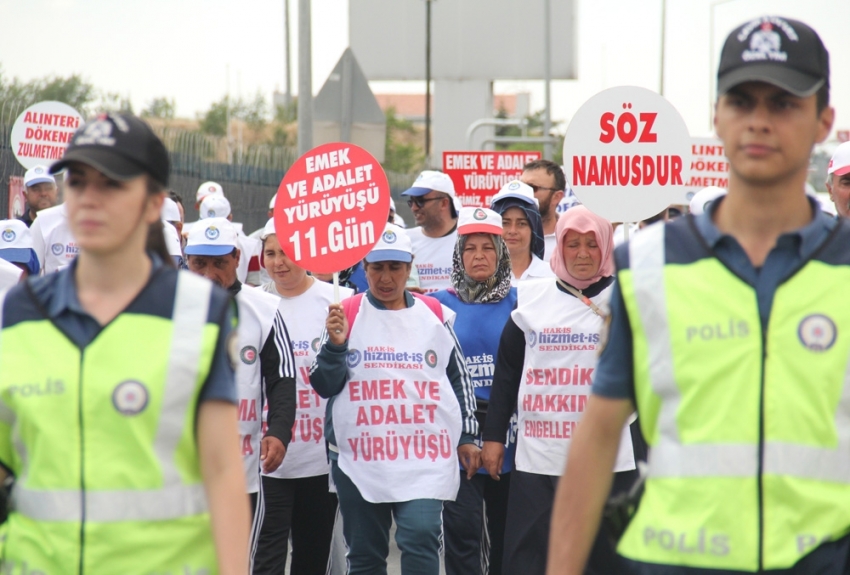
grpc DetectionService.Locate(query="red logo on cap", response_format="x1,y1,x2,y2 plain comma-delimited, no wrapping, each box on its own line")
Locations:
209,186,216,192
829,159,834,168
760,22,772,31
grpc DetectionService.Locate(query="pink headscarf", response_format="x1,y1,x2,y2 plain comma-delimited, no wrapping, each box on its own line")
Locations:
549,206,615,290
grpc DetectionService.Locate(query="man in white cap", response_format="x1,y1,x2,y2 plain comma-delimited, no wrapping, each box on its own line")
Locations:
198,195,263,285
182,181,226,238
185,217,297,560
401,170,459,292
826,141,850,218
19,165,59,227
196,180,225,210
29,200,76,274
519,159,566,262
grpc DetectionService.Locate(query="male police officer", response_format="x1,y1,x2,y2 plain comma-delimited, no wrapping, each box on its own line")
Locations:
548,17,849,575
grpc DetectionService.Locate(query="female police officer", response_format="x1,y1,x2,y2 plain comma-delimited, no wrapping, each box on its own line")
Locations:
0,113,250,574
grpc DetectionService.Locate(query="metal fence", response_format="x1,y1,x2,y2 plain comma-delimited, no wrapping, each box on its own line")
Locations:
1,100,417,233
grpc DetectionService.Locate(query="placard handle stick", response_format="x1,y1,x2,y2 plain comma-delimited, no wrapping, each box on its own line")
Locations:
624,223,631,242
333,271,340,304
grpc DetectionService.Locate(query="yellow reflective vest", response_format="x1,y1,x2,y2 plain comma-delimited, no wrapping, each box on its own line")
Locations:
0,271,224,574
617,220,850,571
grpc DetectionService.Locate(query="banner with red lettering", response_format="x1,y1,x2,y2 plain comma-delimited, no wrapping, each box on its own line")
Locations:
274,143,390,274
443,151,542,207
11,101,83,169
562,86,690,222
682,137,729,204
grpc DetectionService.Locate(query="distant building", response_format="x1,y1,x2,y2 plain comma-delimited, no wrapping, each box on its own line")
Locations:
375,93,530,125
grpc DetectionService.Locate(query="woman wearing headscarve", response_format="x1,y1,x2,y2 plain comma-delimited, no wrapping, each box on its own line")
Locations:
480,206,640,575
490,180,555,285
311,223,479,575
432,207,518,575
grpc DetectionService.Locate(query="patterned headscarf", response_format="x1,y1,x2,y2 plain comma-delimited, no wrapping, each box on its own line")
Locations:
450,233,512,304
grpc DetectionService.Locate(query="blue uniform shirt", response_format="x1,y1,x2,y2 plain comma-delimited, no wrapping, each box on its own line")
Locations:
593,197,837,400
432,288,518,475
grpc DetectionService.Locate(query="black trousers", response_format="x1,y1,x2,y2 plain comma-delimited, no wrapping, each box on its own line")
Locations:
444,471,512,575
253,474,338,575
502,469,637,575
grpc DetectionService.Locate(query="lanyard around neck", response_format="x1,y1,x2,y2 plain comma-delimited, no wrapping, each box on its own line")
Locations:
557,279,605,317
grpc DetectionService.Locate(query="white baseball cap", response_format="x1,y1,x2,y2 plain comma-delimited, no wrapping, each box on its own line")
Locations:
364,224,413,263
200,195,231,219
490,180,539,208
269,193,277,210
24,165,55,188
196,181,224,203
162,221,183,258
457,207,503,236
828,142,850,177
402,170,456,198
161,197,181,222
689,186,727,215
260,218,276,240
185,217,238,256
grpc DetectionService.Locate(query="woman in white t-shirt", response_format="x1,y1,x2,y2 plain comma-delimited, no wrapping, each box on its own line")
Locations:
480,206,641,575
252,219,351,575
490,180,554,285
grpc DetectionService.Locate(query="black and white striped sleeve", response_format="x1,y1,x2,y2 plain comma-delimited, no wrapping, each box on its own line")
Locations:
260,310,297,446
444,319,479,443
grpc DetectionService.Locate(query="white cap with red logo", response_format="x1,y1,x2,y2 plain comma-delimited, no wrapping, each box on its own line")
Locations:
457,207,503,236
196,181,225,203
828,142,850,177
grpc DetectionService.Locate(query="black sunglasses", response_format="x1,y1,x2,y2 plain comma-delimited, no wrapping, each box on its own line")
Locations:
406,197,443,208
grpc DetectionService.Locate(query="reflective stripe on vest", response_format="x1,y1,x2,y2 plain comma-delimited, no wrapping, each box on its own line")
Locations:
629,224,850,483
10,272,212,522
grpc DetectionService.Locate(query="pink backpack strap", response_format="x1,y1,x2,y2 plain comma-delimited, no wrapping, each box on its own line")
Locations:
342,293,444,340
341,293,365,340
412,293,444,323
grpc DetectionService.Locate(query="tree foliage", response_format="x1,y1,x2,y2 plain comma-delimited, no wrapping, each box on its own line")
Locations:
199,92,269,136
142,97,176,119
383,106,424,174
0,65,97,114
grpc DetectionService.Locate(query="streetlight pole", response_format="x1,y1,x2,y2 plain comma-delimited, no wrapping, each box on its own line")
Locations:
284,0,291,106
659,0,667,96
425,0,433,167
543,0,552,160
297,0,313,155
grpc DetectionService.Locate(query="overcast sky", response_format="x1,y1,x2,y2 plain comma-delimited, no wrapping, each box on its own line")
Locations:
1,0,847,140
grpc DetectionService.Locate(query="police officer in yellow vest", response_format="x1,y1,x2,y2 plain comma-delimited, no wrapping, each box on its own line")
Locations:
548,17,850,575
0,113,252,574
